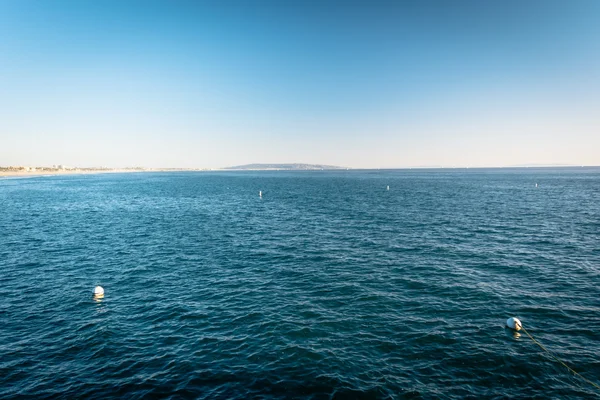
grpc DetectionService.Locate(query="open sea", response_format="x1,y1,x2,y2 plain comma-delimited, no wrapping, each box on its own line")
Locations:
1,168,599,399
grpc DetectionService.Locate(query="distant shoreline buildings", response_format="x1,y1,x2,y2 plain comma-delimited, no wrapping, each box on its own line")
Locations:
0,166,173,176
0,166,212,172
0,165,123,173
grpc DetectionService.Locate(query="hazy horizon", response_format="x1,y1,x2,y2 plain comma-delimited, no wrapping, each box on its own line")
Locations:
2,162,600,171
2,1,599,169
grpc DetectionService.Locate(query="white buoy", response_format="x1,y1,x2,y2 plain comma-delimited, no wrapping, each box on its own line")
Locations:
259,190,262,198
387,185,389,191
535,183,538,188
93,286,104,296
506,317,522,331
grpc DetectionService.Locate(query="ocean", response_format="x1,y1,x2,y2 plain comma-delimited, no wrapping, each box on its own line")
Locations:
1,169,599,398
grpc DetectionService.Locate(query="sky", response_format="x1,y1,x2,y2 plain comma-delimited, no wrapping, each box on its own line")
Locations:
1,0,599,168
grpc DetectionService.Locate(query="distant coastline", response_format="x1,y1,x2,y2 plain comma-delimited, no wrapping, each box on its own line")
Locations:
0,166,210,178
0,163,347,178
1,164,597,178
223,163,347,171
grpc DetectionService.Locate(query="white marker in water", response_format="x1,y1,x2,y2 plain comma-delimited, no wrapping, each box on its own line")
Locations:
387,185,390,191
93,286,104,299
535,183,538,188
259,190,262,198
506,317,522,331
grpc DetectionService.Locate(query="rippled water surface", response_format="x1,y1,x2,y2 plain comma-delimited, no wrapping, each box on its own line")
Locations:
1,169,599,398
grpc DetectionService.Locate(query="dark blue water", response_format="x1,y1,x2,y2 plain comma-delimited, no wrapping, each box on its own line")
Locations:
1,169,599,399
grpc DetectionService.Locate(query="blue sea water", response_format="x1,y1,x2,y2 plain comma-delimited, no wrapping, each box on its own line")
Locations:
1,168,599,399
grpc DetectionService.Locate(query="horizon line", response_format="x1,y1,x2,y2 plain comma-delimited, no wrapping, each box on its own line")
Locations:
2,164,599,171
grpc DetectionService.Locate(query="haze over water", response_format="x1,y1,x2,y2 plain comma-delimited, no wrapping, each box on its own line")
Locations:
1,169,599,398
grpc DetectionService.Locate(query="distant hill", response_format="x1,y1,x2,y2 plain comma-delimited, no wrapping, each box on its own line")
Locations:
224,163,346,170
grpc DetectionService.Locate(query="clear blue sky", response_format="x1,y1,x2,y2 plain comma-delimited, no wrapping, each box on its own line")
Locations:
1,0,599,168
